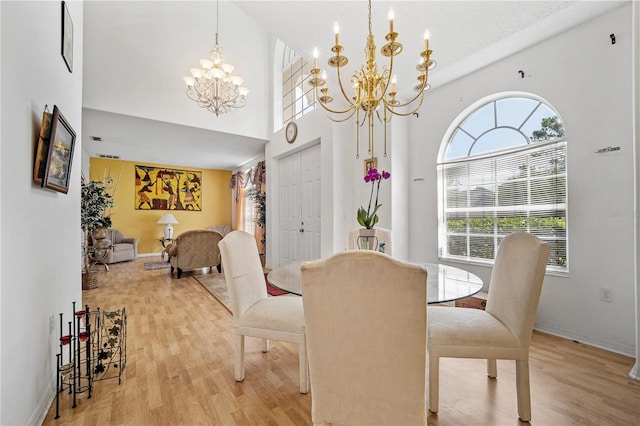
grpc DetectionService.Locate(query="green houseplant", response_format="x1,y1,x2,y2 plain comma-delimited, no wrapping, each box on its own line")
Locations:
248,187,266,259
81,178,115,273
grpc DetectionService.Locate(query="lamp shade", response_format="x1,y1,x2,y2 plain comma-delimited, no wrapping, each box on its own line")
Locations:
157,214,178,225
157,214,178,240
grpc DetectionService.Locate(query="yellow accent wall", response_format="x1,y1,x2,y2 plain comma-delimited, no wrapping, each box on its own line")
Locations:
89,158,232,254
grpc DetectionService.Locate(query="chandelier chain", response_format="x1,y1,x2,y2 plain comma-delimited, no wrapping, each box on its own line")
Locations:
368,0,372,35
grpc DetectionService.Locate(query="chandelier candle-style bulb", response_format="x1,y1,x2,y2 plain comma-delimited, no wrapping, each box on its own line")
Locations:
424,30,430,51
311,0,435,159
183,0,248,117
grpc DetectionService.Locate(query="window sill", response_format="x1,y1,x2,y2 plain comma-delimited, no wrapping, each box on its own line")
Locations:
438,256,569,278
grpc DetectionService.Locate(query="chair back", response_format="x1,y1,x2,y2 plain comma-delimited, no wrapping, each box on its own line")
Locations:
107,229,125,244
208,224,232,237
218,231,267,318
348,227,393,255
485,232,550,347
171,229,223,270
301,250,427,425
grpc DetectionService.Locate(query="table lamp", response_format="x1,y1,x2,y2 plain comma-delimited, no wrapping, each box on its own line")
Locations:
157,213,178,240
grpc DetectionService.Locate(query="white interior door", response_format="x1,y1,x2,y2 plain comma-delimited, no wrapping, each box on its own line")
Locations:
278,144,321,265
300,144,321,261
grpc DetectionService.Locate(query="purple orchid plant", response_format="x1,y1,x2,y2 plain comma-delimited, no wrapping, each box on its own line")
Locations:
357,168,391,229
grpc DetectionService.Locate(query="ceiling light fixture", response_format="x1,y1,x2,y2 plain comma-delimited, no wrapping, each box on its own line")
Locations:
309,0,435,158
183,0,249,117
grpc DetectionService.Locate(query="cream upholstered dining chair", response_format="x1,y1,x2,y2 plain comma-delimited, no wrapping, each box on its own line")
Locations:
218,230,309,394
427,232,550,422
301,250,427,425
348,227,393,255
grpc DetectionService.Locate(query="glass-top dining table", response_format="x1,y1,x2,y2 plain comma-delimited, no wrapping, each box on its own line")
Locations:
267,260,484,304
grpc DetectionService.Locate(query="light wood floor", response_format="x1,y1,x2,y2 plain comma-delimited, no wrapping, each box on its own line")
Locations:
43,258,640,425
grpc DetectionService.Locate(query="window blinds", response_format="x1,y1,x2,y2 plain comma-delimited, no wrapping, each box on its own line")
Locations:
441,140,567,269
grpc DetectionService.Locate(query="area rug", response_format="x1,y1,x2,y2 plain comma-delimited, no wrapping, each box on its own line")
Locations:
144,261,171,270
193,272,286,314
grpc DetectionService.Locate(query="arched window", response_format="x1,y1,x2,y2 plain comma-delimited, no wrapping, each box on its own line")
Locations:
281,42,315,126
438,93,567,272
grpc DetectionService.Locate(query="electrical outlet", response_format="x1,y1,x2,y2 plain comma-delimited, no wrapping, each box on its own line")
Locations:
49,314,56,333
599,288,613,303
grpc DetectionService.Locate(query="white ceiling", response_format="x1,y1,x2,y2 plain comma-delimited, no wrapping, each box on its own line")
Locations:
82,0,626,170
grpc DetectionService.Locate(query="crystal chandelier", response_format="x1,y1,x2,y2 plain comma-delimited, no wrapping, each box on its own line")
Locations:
309,0,435,158
183,0,249,117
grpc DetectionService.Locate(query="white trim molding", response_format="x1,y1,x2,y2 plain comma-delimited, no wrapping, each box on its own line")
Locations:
632,0,640,381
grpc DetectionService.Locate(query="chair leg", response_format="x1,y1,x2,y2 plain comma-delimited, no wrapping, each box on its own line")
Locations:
298,337,309,394
235,334,245,382
487,359,497,378
177,268,182,279
515,359,532,422
262,339,269,353
428,355,439,413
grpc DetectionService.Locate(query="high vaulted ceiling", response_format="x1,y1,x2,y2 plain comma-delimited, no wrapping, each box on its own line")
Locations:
82,0,626,171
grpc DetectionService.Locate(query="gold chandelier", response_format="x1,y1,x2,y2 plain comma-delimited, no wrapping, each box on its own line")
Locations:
309,0,435,158
183,0,249,117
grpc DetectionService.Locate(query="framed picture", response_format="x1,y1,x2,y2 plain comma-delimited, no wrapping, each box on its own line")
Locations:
364,157,377,176
135,165,202,211
33,109,53,184
43,106,76,194
61,1,73,73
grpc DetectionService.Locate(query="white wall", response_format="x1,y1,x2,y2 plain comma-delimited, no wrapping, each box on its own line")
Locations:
391,119,411,260
266,107,334,267
266,101,401,266
82,1,270,141
1,1,84,423
409,4,636,356
632,0,640,379
0,3,3,421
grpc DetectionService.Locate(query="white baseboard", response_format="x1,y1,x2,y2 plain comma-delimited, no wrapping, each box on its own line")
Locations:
138,252,163,258
629,362,640,381
30,378,56,426
534,324,636,358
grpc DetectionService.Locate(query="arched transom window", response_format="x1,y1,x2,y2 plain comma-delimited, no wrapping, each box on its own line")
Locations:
282,44,315,126
438,94,567,271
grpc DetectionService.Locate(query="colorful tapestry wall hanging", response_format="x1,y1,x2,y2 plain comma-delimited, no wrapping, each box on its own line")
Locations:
135,165,202,211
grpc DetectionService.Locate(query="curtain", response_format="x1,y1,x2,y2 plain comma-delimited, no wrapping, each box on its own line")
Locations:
254,176,266,260
231,171,247,230
230,161,266,262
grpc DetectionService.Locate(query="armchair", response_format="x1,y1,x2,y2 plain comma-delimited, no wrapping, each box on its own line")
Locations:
92,228,138,264
168,229,223,278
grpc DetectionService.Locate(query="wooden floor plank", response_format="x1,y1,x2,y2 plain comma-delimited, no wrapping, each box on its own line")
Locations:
43,258,640,425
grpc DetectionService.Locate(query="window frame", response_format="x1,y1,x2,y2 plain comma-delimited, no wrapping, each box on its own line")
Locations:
437,93,568,275
282,52,315,127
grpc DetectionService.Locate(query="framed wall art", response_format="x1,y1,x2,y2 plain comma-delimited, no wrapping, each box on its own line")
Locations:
42,106,76,193
364,157,378,176
33,107,53,184
61,1,73,73
135,165,202,211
